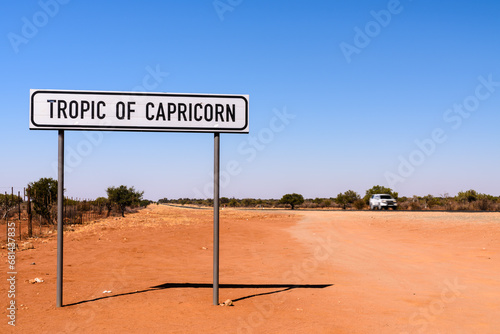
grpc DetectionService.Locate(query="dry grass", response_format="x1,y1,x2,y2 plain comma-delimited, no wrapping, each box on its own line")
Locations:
65,204,288,239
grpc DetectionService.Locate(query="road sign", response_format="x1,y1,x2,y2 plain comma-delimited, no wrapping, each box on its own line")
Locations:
31,89,248,307
30,89,249,133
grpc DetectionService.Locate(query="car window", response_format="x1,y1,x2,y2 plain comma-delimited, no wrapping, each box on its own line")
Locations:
380,195,392,199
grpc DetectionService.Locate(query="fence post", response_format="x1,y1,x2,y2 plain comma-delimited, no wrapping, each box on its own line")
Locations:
18,191,21,220
27,186,32,238
4,191,7,241
4,191,6,242
17,191,21,241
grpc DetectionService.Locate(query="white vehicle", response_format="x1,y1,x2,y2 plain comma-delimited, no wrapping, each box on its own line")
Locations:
369,194,397,210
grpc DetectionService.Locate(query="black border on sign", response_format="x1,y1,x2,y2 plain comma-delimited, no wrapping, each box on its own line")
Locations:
30,90,249,133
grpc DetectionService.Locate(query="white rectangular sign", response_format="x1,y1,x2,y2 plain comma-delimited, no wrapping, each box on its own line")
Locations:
30,90,249,133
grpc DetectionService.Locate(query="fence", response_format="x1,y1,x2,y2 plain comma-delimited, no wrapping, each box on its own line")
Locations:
1,187,107,244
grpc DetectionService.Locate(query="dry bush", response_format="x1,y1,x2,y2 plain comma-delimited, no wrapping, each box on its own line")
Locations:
301,201,318,209
397,201,409,210
320,199,332,208
474,199,494,211
409,201,422,211
353,199,365,210
452,201,471,211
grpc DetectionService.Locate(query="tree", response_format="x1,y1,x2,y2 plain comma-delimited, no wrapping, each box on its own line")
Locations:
422,194,441,209
139,199,153,207
0,193,23,219
335,193,348,209
313,198,323,205
364,185,398,204
456,189,478,203
106,185,144,217
279,193,304,210
335,190,360,209
94,197,108,205
29,177,58,224
241,198,255,207
93,197,109,215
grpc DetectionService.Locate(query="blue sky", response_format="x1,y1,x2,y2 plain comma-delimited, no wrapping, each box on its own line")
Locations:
1,0,500,200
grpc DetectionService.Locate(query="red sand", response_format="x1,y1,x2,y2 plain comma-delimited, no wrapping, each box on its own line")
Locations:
1,205,499,333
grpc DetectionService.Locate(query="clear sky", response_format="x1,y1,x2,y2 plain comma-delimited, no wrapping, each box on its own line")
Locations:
1,0,500,201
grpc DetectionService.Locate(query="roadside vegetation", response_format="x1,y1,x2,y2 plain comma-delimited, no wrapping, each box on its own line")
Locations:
3,179,499,230
1,178,153,232
160,186,500,211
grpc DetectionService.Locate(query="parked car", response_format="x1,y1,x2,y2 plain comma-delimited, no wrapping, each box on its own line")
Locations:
369,194,397,210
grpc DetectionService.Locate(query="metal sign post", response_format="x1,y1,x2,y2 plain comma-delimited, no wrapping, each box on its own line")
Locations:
57,130,64,307
213,132,220,305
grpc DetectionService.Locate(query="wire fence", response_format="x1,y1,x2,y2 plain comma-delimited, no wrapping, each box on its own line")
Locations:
1,187,108,244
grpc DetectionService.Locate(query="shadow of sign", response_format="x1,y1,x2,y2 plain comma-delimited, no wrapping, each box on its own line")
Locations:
64,282,333,307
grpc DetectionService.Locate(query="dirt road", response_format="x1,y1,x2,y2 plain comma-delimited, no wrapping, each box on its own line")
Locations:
1,206,499,333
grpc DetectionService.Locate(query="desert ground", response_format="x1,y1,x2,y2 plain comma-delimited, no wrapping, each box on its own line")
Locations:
1,205,499,333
